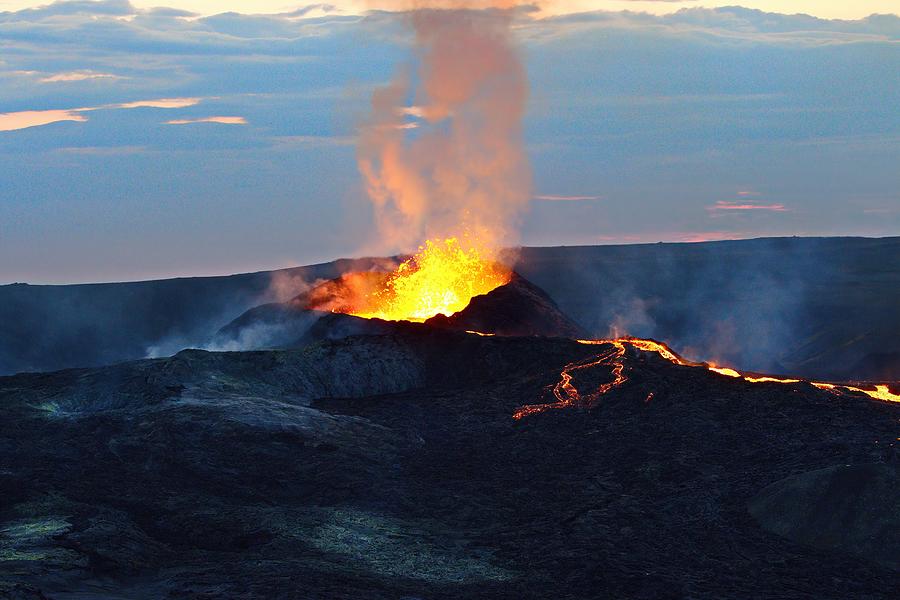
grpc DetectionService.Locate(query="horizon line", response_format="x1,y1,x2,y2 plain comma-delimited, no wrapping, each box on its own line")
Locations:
3,234,897,287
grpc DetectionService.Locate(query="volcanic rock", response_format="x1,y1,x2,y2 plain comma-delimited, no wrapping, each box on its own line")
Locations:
2,328,899,598
424,272,586,338
749,463,900,571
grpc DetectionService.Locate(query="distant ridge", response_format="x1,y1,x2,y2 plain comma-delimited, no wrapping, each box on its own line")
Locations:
1,237,897,380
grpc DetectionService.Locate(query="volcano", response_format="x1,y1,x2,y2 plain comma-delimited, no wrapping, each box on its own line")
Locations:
1,274,899,599
212,271,585,350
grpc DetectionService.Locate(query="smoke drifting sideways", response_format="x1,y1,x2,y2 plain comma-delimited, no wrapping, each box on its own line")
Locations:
200,258,405,353
357,1,532,258
514,239,895,380
143,270,317,357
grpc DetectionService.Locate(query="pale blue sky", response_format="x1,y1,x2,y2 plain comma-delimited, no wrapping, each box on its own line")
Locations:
0,1,898,283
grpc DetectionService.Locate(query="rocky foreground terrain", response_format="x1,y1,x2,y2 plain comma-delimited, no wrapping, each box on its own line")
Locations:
1,325,898,599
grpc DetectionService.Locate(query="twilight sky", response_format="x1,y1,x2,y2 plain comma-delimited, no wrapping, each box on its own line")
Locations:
0,1,898,283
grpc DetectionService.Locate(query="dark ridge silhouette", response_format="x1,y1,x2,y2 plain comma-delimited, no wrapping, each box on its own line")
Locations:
1,237,898,380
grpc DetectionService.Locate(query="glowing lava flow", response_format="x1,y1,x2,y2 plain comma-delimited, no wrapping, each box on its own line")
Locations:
513,341,627,420
813,382,900,402
509,336,900,420
709,366,741,378
746,376,801,384
343,237,510,322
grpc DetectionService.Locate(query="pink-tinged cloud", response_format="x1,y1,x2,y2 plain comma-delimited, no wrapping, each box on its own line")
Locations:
117,98,201,109
40,71,123,83
736,190,762,197
533,194,604,202
0,109,88,131
708,200,788,212
165,116,247,125
0,98,205,132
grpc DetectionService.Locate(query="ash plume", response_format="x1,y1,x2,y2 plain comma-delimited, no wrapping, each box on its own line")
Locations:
357,1,531,254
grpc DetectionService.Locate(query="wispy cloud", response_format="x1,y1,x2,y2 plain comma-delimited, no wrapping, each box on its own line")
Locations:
165,116,247,125
116,98,201,109
54,145,147,156
282,4,339,19
0,109,88,131
0,98,203,132
707,200,788,213
533,194,604,202
39,70,124,83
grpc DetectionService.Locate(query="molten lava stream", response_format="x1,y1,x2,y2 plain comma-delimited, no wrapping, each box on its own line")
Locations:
594,337,900,403
812,382,900,403
513,342,627,420
511,336,900,421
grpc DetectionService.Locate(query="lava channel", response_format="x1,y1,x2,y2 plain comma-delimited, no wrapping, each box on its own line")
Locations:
509,336,900,420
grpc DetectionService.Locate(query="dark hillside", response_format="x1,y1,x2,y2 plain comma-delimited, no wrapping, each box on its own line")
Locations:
1,330,897,598
1,237,897,380
0,257,385,375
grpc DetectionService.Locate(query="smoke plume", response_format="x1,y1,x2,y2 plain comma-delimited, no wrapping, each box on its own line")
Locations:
358,1,531,254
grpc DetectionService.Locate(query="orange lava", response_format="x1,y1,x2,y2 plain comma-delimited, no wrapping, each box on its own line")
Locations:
506,335,900,420
745,376,801,384
338,237,510,322
614,338,692,365
709,366,741,378
513,341,627,420
813,382,900,403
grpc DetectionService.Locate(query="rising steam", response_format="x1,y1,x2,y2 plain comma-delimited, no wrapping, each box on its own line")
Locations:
357,1,531,254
